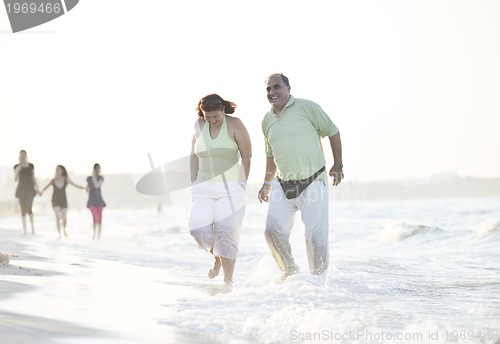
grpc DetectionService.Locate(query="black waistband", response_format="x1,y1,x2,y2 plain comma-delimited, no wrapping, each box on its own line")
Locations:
278,166,326,184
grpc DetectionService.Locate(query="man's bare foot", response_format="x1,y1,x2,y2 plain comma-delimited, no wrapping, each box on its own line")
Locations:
279,265,300,282
208,257,221,279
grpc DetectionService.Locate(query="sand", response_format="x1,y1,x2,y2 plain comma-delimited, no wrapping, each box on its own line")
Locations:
0,226,245,344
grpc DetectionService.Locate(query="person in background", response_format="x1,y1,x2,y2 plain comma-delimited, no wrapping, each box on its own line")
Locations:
258,73,343,278
188,93,252,285
14,150,41,235
41,165,86,238
86,163,106,240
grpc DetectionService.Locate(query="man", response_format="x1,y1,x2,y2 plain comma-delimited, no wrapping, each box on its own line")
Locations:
258,73,343,277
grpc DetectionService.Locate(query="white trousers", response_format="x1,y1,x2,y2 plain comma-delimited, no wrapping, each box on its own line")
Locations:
265,179,329,275
188,181,246,260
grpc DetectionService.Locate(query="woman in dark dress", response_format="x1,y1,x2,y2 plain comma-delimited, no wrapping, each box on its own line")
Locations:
13,150,40,235
86,163,106,240
41,165,86,238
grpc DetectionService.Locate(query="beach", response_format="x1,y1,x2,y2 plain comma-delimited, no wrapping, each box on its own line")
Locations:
1,232,197,344
1,197,499,344
0,217,249,344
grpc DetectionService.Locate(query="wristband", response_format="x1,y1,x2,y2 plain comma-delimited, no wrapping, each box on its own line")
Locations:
263,181,272,186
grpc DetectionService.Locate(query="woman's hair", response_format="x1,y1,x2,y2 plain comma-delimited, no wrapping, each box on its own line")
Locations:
93,163,101,174
19,150,27,158
196,94,236,119
56,165,68,178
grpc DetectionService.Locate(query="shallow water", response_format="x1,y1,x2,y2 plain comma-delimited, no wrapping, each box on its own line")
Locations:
1,196,499,343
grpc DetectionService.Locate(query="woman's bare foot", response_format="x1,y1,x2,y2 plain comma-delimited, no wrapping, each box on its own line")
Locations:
208,256,221,279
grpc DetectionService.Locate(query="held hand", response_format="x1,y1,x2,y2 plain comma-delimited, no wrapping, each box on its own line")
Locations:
258,185,271,203
38,191,42,197
329,165,344,186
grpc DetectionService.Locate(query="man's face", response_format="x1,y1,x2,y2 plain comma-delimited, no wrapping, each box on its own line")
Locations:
266,75,291,110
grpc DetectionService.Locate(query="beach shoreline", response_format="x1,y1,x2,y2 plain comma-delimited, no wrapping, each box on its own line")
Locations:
1,198,499,344
0,226,250,344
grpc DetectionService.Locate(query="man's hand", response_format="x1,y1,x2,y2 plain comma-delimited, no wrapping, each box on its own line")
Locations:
329,165,344,186
258,184,272,203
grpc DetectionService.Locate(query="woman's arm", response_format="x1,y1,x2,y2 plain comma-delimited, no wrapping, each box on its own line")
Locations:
190,120,203,183
41,179,53,194
190,134,199,183
14,165,21,182
67,177,86,190
91,175,103,188
31,166,41,195
233,118,252,184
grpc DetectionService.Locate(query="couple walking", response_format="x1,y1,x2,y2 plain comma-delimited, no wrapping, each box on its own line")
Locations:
188,73,343,284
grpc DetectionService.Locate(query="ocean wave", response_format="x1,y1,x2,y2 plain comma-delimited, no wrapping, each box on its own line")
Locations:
376,220,441,242
474,218,500,237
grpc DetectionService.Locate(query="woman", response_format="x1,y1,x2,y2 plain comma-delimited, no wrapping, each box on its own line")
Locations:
188,94,252,285
41,165,86,238
13,150,40,234
86,163,106,240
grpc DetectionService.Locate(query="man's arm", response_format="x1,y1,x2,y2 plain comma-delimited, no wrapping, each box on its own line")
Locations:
258,157,277,203
328,132,343,186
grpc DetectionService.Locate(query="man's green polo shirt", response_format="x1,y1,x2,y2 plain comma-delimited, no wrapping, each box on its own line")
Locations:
262,96,339,182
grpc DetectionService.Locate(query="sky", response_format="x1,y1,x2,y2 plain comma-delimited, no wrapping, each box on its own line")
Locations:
1,0,499,183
